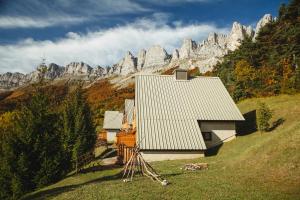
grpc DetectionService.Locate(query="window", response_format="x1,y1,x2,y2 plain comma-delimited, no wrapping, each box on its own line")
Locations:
202,132,212,141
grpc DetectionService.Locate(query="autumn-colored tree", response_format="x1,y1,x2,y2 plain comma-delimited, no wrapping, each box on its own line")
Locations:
259,65,281,96
0,112,17,133
280,58,296,93
295,66,300,91
233,60,257,101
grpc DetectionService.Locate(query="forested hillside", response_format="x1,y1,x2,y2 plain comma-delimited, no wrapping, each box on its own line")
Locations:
214,0,300,101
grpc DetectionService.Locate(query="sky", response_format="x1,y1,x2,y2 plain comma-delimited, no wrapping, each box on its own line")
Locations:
0,0,289,74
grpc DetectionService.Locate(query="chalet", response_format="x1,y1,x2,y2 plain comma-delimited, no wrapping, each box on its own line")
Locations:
134,69,245,161
103,111,123,143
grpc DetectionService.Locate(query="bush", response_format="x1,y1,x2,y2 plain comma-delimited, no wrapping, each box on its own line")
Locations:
256,102,272,132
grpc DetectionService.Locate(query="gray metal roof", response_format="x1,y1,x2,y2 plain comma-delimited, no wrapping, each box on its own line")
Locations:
124,99,134,125
103,111,123,130
135,75,244,150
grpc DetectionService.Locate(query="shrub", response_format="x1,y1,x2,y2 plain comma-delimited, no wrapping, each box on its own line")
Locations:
256,102,272,132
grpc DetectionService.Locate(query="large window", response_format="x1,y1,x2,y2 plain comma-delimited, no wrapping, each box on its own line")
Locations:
202,132,212,141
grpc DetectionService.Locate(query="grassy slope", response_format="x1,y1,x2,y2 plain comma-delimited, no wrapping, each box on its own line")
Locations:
25,94,300,200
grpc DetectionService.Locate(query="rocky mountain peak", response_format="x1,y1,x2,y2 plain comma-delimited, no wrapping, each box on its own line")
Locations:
143,45,170,68
115,51,137,75
0,72,27,89
91,65,105,77
171,49,180,62
179,39,197,59
227,22,250,50
137,49,146,70
253,14,273,40
65,62,92,75
207,33,218,44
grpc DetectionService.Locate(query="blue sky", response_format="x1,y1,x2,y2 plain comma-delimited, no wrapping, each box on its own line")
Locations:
0,0,289,73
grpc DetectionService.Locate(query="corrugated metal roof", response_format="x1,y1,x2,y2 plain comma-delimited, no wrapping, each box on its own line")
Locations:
124,99,134,125
103,111,123,130
135,75,244,150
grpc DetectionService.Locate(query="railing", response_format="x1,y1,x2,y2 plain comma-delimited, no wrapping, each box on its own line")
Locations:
116,130,136,147
118,144,135,164
117,130,136,164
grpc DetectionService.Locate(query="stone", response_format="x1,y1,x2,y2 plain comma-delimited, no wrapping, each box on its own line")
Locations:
91,65,105,77
227,22,248,51
118,51,137,76
179,39,197,59
171,49,179,62
65,62,92,75
45,63,65,79
143,45,170,68
0,72,28,89
137,49,146,70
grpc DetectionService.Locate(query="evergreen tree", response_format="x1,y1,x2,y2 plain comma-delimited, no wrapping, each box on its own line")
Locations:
278,3,287,20
62,85,96,170
0,88,65,199
256,102,272,133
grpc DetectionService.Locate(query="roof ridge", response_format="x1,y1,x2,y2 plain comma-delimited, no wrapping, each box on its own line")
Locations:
135,74,220,79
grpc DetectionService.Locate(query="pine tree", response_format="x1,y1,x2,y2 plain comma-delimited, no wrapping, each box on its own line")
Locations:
0,88,65,199
278,3,287,20
256,102,272,133
62,85,96,170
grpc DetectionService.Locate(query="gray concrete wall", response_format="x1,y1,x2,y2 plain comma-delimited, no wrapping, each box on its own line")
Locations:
200,121,236,148
141,150,204,162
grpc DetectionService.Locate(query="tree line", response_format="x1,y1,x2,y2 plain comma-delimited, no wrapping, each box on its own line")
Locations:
0,85,96,199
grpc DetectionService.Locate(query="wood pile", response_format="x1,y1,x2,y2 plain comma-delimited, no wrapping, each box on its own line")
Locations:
122,147,168,186
181,163,208,171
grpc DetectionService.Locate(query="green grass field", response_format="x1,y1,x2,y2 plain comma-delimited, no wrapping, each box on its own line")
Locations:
24,94,300,200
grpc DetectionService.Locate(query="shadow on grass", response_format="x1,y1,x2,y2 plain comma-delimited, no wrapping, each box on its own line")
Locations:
236,110,257,136
24,166,182,200
205,143,223,157
80,163,122,174
96,147,117,159
268,118,285,132
23,170,123,200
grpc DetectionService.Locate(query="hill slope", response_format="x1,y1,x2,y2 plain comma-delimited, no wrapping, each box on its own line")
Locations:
25,94,300,200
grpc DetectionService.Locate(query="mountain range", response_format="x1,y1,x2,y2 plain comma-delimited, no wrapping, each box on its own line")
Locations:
0,14,274,90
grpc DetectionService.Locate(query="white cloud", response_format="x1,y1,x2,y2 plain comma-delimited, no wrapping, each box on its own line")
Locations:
139,0,212,5
0,16,88,29
0,17,230,74
0,0,151,29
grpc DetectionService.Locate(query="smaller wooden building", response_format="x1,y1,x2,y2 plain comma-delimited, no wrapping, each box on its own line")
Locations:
103,111,123,143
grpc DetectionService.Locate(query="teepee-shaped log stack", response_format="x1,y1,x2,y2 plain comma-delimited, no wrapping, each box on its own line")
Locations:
122,147,168,186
